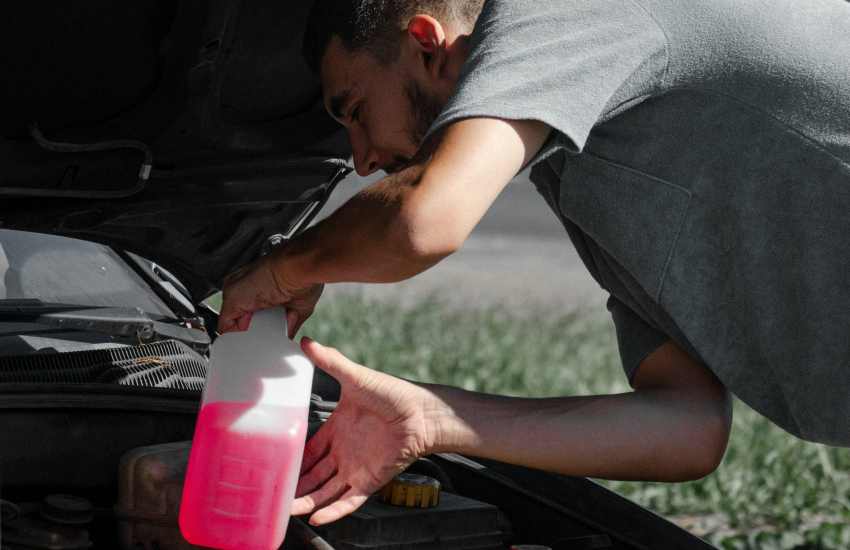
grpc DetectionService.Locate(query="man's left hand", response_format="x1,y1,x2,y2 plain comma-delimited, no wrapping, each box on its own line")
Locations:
218,253,323,337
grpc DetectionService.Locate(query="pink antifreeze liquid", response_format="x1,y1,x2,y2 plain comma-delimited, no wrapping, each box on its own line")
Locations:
179,401,308,550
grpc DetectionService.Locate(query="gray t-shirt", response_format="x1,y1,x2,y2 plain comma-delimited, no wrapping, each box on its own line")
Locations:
427,0,850,445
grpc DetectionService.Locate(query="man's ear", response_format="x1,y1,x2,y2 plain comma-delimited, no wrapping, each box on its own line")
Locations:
407,14,447,78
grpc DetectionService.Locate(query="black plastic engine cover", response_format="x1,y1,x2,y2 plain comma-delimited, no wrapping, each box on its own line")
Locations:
317,493,507,550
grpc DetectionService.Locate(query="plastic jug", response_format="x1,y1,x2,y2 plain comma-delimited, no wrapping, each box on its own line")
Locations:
179,308,313,550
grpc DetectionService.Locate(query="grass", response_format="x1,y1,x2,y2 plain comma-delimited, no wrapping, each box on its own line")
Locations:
292,293,850,550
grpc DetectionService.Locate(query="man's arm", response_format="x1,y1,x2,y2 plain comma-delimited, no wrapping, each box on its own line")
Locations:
218,118,550,332
423,340,733,481
281,117,552,286
293,339,732,525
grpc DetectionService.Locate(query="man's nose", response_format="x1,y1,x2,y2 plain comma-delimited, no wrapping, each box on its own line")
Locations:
351,133,381,177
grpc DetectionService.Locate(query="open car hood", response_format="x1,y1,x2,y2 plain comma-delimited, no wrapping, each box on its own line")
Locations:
0,1,351,300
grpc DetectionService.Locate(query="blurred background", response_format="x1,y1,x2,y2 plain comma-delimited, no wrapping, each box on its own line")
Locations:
292,169,850,550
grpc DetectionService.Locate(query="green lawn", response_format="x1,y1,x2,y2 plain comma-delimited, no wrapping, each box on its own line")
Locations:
210,292,850,549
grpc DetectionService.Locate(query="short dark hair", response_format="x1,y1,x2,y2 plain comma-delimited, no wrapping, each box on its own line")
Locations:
302,0,484,74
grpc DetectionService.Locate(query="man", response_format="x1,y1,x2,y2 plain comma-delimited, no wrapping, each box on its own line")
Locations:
219,0,850,527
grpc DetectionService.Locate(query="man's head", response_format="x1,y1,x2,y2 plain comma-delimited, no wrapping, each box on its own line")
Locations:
303,1,484,176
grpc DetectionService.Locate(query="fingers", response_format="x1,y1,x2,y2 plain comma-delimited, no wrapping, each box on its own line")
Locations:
217,292,251,333
286,310,299,339
217,309,252,334
236,312,253,332
287,286,322,338
309,488,369,526
217,265,254,333
291,475,346,518
296,455,337,497
290,311,311,339
217,316,236,334
300,424,331,474
300,338,363,385
217,297,237,333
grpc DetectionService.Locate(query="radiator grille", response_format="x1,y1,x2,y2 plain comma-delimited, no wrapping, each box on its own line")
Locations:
0,340,207,391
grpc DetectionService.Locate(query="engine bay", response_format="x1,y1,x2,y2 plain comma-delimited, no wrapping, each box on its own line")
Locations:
1,434,511,550
0,401,515,550
0,339,711,549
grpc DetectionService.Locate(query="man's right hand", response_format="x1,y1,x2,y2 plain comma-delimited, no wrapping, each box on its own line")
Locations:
292,338,732,527
292,338,441,526
218,252,323,338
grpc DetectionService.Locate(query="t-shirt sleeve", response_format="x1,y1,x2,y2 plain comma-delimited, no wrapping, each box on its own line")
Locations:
607,296,669,385
426,0,668,155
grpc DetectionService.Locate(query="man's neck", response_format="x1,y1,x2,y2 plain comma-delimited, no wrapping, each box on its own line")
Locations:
437,27,473,104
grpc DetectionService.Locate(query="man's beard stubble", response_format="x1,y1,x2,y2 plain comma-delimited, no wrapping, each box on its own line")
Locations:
382,81,444,174
405,81,445,160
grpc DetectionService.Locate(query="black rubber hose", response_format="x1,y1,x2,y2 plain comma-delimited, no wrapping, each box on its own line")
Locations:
2,123,154,199
289,517,336,550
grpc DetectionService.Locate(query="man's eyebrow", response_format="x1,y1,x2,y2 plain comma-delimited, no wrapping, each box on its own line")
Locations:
329,89,352,120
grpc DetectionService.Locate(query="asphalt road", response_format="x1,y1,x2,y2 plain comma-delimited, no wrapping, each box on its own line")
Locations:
313,169,608,312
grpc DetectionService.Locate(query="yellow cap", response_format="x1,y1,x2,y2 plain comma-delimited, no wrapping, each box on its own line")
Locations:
379,473,441,508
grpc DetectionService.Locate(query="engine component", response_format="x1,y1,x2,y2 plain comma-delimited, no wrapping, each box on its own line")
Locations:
0,340,206,391
114,441,198,550
289,518,336,550
40,494,94,525
25,124,152,200
113,436,504,550
1,498,21,521
317,491,507,550
378,474,441,508
114,411,327,550
1,498,93,549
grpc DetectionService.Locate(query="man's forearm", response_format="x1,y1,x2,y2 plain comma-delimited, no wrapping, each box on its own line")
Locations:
421,383,730,482
275,164,445,287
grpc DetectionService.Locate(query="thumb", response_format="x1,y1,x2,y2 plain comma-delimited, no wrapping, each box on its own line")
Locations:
300,337,364,386
286,310,299,339
218,305,253,334
218,289,254,333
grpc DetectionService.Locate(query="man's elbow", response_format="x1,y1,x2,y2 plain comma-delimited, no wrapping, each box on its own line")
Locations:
396,205,466,264
633,343,732,482
671,399,732,481
404,228,463,263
